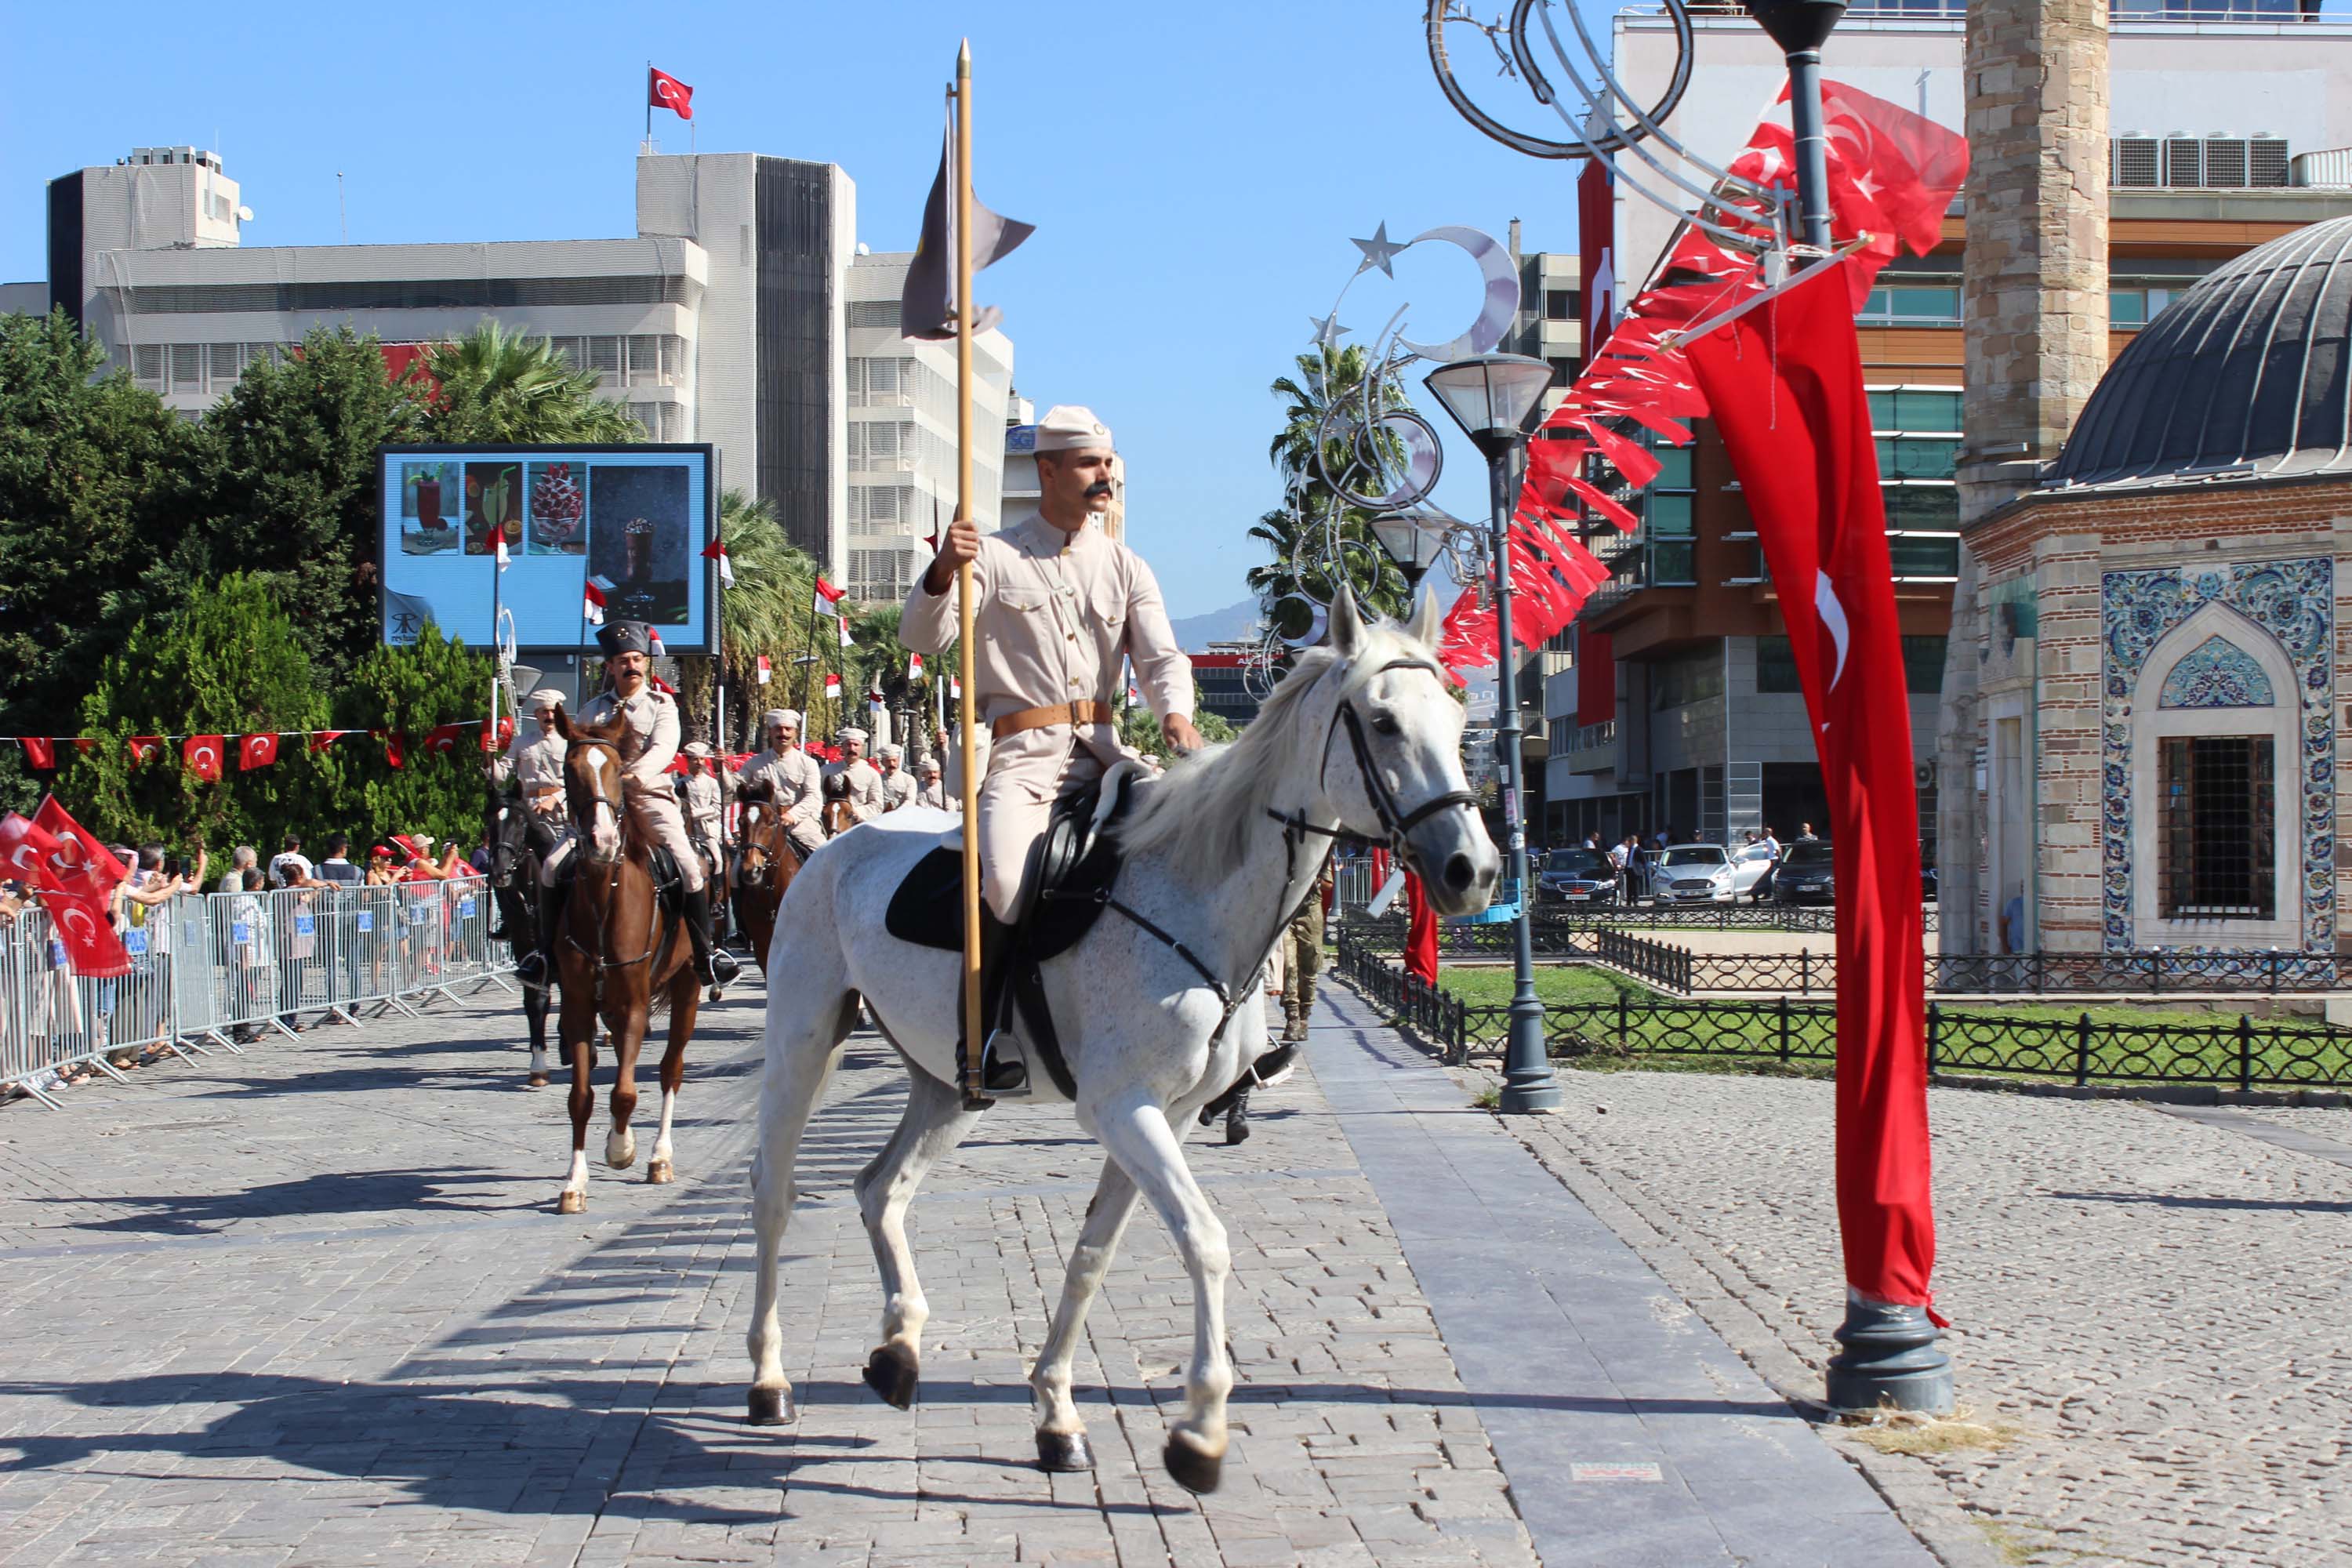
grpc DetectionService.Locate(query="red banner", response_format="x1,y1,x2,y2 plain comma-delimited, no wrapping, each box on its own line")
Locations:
127,735,162,767
27,797,132,977
240,733,280,770
184,735,225,782
1682,263,1936,1319
1403,872,1439,986
18,737,56,771
310,730,347,753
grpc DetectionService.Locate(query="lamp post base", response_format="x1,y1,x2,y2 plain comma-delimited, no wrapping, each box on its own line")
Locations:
1496,1002,1560,1115
1824,1297,1953,1416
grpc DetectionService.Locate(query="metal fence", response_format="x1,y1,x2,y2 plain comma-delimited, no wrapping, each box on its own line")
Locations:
3,877,514,1107
1333,935,2352,1090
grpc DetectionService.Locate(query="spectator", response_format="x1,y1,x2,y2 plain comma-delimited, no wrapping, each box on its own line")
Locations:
1798,822,1819,841
269,834,313,888
1609,834,1634,901
218,844,258,895
1761,826,1783,862
228,867,270,1043
310,836,363,1022
312,836,362,887
366,848,400,886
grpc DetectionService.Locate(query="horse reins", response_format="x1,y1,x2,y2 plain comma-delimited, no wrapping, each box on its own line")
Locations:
561,738,662,974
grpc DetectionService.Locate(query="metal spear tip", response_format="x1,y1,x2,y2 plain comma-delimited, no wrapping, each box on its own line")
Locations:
1743,0,1846,54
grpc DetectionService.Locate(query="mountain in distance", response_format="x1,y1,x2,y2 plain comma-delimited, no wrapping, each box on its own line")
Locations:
1169,597,1262,650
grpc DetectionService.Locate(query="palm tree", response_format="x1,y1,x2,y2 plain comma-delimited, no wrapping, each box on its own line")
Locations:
670,489,816,747
416,321,644,445
1257,345,1413,623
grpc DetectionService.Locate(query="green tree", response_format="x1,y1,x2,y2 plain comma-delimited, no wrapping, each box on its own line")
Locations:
1117,703,1235,753
1258,345,1411,626
173,325,430,688
330,623,498,851
673,488,817,748
417,321,644,446
59,574,331,853
0,310,208,811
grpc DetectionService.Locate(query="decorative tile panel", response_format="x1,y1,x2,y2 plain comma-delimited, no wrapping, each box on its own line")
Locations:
2158,634,2276,708
2100,558,2334,953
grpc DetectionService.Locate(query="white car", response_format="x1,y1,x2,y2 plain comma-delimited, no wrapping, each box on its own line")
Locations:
1652,843,1772,905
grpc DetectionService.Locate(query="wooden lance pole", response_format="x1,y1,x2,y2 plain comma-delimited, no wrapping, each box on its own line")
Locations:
953,41,985,1104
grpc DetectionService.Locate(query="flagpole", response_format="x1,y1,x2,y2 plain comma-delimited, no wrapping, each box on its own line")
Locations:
491,513,504,775
644,61,653,149
953,42,984,1105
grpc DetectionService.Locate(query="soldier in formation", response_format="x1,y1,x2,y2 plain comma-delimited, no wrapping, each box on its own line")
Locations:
738,709,826,863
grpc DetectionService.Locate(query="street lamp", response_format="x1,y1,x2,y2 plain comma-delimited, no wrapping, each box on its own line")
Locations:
1744,1,1847,250
1367,509,1448,593
1424,352,1559,1116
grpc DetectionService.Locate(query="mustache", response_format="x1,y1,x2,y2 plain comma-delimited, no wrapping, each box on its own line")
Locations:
1084,481,1113,496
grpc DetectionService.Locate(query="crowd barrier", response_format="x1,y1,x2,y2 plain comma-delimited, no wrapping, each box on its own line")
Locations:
2,877,514,1108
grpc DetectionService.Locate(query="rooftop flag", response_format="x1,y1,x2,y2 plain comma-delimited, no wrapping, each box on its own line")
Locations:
649,67,693,122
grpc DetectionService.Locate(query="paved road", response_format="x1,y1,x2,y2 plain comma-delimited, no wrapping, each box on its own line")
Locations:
0,973,1930,1566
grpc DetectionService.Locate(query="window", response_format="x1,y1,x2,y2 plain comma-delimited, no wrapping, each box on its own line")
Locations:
1889,535,1962,578
1544,289,1577,321
2157,735,2276,919
1903,636,1947,695
2110,287,2179,328
1867,388,1961,432
1642,435,1697,586
1878,437,1961,480
1547,355,1577,387
1884,487,1960,531
1858,285,1961,326
1757,637,1800,694
849,301,899,329
1650,649,1722,711
1869,386,1959,577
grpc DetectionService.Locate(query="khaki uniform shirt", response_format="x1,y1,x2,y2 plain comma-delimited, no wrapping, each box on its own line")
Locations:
681,771,730,844
574,686,681,792
825,757,886,823
899,514,1192,767
877,768,918,812
742,746,825,832
914,779,953,812
496,728,568,815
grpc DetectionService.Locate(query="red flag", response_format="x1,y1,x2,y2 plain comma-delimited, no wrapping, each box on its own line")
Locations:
239,733,280,771
18,736,55,771
823,673,842,700
648,628,666,658
702,536,735,587
0,811,61,883
182,735,225,781
32,797,132,903
1682,260,1936,1320
648,66,694,121
1403,872,1439,986
908,652,924,682
127,735,162,767
383,731,405,769
812,577,846,619
756,654,773,686
481,715,514,754
309,729,347,753
583,576,609,625
493,524,510,571
424,723,464,755
837,615,855,649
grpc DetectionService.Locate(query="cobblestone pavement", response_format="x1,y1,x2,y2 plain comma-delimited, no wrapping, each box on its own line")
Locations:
0,979,1553,1566
1468,1047,2352,1567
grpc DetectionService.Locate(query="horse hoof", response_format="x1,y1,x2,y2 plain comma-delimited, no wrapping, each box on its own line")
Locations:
1163,1430,1224,1494
707,986,724,1004
606,1140,636,1171
746,1385,795,1425
556,1190,586,1215
528,1074,549,1090
1036,1430,1096,1473
862,1344,920,1410
646,1158,673,1185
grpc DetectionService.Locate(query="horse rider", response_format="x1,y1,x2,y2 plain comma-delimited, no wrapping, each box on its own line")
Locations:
825,727,886,823
679,740,732,884
874,742,918,812
492,688,572,856
532,621,736,989
739,708,827,863
913,754,952,812
901,403,1198,1091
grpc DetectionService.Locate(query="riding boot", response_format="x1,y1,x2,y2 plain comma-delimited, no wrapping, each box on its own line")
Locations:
1223,1084,1253,1145
519,876,570,989
682,885,740,989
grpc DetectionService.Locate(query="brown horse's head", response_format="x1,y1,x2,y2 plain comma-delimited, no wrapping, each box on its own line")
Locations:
820,771,859,837
557,704,630,865
735,794,779,887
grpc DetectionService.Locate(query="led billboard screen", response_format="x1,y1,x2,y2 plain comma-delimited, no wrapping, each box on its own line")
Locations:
376,443,716,652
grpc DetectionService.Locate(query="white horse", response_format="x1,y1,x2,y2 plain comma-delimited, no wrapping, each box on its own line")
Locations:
742,590,1499,1493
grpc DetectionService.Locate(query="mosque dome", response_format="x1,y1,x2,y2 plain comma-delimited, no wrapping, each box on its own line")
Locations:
2050,214,2352,489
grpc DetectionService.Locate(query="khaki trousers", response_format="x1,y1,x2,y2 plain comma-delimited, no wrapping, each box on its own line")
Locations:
977,731,1103,924
1280,899,1325,1019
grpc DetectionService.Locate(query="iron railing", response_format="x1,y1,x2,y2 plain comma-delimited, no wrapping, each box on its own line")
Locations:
1334,935,2352,1089
2,877,513,1108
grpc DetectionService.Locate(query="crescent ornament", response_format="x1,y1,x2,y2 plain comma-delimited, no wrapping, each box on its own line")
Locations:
1395,226,1521,362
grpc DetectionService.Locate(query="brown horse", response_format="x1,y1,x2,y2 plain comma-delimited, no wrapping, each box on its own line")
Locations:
732,775,864,972
550,705,702,1214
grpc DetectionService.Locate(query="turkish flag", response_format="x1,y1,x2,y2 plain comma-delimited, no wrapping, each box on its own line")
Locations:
1682,260,1937,1320
33,796,132,903
424,723,464,754
648,66,694,121
703,536,735,587
239,733,280,771
183,735,225,782
756,654,772,686
1402,872,1439,987
309,730,347,753
812,577,846,619
823,673,842,700
383,731,405,769
481,715,514,754
0,811,61,883
127,735,162,767
18,736,56,771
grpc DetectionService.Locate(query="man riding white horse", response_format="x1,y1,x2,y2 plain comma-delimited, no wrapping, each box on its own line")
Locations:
900,403,1198,1092
739,709,826,863
528,621,737,990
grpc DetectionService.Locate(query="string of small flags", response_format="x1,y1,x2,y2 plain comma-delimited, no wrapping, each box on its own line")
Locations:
5,718,514,775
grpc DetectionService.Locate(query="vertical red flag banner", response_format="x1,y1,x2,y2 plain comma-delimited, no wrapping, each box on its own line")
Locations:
1681,262,1937,1319
239,733,280,771
27,797,133,977
183,735,225,782
1402,872,1439,986
648,67,694,121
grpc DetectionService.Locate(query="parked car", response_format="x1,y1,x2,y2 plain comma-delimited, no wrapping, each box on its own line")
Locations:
1730,840,1778,902
1773,840,1835,905
1537,847,1619,907
1653,844,1741,905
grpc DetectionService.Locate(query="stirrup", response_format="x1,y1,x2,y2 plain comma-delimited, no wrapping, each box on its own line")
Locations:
980,1029,1029,1094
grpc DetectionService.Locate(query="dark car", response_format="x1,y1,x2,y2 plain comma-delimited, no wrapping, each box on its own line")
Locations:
1773,840,1835,905
1537,847,1619,907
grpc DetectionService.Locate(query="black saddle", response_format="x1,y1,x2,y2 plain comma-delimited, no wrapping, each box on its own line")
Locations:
558,842,686,918
882,773,1138,1102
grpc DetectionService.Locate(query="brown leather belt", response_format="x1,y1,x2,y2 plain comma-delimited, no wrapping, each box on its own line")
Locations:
525,786,564,809
991,699,1114,739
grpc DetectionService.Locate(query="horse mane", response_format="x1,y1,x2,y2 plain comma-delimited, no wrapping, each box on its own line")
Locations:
1116,624,1416,871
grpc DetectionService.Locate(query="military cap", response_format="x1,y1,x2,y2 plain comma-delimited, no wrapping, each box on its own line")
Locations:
877,742,903,760
837,726,869,744
525,687,566,710
1034,405,1114,454
597,621,652,658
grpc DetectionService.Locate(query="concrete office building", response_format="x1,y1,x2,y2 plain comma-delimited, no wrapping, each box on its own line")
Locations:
1543,0,2352,855
18,146,1015,597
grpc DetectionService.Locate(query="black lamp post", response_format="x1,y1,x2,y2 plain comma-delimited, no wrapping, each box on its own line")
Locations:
1368,510,1446,595
1745,0,1953,1420
1423,352,1559,1116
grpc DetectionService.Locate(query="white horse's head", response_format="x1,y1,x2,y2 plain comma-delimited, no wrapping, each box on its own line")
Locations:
1316,586,1501,916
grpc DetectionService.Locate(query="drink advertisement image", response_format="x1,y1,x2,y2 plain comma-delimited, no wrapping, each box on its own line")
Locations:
377,444,713,653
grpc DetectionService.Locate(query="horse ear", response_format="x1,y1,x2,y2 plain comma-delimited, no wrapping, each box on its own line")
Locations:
1328,584,1365,655
1405,586,1443,650
553,704,574,742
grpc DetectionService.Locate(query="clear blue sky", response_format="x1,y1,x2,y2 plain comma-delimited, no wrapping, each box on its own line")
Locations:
2,1,1608,620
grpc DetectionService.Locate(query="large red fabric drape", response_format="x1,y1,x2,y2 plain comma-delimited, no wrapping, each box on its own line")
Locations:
1403,873,1439,987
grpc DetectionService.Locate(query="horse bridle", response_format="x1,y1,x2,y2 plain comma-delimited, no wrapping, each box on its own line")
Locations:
561,737,662,973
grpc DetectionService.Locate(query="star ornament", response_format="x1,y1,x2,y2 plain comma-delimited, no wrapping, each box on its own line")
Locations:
1350,221,1410,279
1308,312,1349,348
